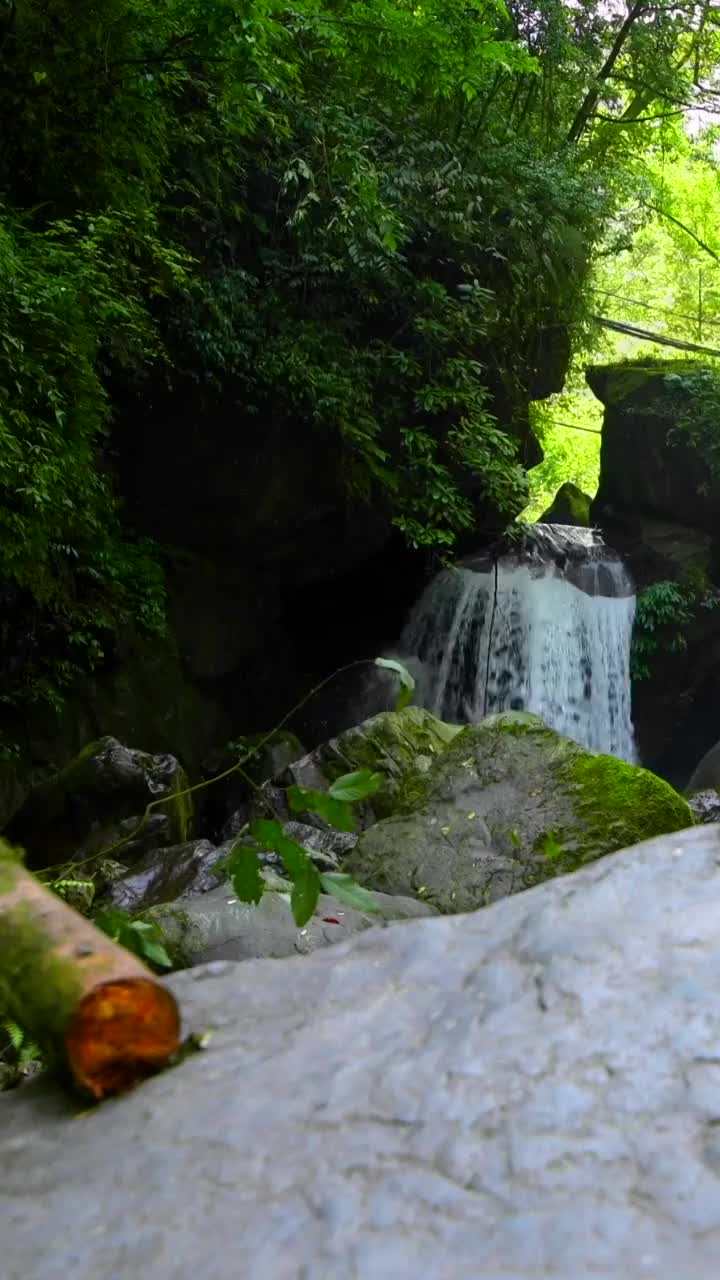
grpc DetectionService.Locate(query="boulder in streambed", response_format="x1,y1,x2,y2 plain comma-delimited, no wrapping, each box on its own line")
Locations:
5,823,720,1278
221,705,462,837
142,878,436,966
344,711,693,911
97,839,226,914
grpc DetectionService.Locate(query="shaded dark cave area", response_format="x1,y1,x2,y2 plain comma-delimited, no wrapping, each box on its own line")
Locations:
180,530,431,753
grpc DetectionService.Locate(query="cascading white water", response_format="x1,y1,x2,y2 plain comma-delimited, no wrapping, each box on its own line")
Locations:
401,524,637,762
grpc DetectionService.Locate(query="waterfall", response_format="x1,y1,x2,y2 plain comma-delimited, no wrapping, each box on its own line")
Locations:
401,524,637,762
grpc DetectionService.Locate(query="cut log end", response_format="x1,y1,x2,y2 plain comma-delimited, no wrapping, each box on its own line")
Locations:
64,977,181,1099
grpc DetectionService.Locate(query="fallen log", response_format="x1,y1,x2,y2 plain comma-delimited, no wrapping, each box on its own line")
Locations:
0,841,180,1098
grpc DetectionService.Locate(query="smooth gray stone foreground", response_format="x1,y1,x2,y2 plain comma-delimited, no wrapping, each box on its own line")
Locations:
4,824,720,1279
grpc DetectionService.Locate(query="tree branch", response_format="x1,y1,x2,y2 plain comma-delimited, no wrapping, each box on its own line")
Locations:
648,203,720,265
567,0,649,145
594,108,685,123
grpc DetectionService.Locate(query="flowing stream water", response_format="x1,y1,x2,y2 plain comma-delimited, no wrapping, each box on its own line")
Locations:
401,524,637,761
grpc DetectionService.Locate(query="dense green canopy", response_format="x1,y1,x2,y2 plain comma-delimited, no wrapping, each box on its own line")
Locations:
2,0,720,716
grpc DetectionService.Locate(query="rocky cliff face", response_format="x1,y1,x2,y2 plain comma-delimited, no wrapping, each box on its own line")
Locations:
0,346,554,829
110,365,543,728
588,359,720,786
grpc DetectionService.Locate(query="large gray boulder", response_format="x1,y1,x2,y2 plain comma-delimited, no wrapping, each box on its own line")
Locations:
285,706,461,821
345,711,692,911
142,878,435,966
222,705,462,839
3,823,720,1278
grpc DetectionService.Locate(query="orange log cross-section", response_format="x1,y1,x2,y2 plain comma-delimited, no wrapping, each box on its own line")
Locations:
0,841,180,1098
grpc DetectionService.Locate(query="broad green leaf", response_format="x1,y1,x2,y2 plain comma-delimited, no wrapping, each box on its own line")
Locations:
250,818,285,849
227,844,265,905
375,657,415,710
138,939,173,969
328,769,383,803
287,784,355,832
250,819,311,879
127,920,173,968
319,872,382,914
290,864,321,927
95,909,173,969
94,907,129,940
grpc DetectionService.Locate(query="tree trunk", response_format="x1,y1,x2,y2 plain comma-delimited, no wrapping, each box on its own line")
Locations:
0,843,180,1098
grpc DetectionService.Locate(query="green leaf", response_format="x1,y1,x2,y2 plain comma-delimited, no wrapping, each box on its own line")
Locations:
375,657,415,710
287,784,355,832
94,907,129,941
2,1019,25,1051
227,844,265,905
291,864,321,927
250,818,311,879
250,817,285,850
137,939,173,969
328,769,383,803
126,920,173,968
319,872,382,914
95,909,172,969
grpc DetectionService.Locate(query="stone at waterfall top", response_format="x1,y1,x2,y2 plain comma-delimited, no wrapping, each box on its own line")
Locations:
2,822,720,1280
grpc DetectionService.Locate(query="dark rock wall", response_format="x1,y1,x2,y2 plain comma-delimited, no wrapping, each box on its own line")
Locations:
0,323,567,830
588,359,720,787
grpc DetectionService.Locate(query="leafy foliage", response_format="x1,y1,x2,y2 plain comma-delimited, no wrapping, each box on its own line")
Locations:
226,766,386,927
0,1017,42,1089
2,0,720,712
631,573,720,681
523,381,602,519
94,908,173,970
663,368,720,473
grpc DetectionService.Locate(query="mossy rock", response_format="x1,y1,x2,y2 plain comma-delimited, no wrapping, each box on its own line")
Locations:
586,358,700,409
540,481,592,527
345,712,693,913
282,706,463,829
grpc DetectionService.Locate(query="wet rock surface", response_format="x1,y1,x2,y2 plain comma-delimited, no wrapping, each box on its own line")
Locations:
2,823,719,1279
687,788,720,824
99,839,226,913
